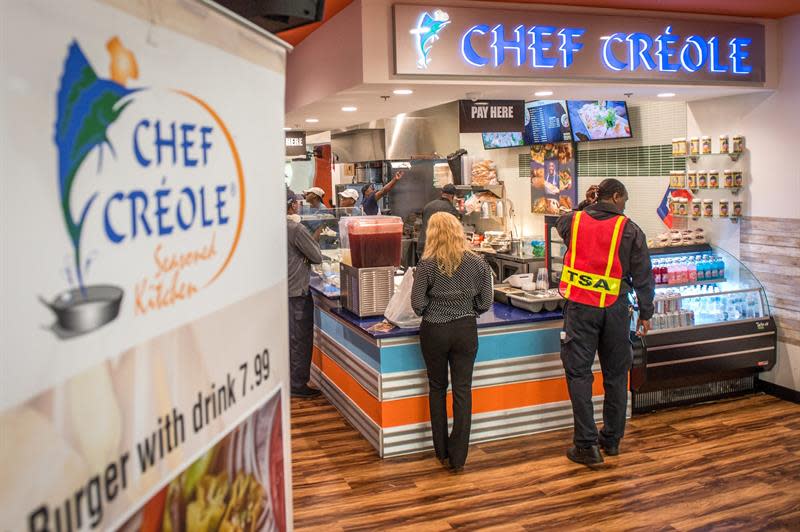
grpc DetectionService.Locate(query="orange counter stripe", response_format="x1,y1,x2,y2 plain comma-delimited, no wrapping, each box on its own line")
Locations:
314,347,382,425
381,375,605,428
315,347,606,429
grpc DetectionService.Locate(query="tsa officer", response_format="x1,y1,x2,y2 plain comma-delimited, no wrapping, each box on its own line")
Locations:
556,178,655,466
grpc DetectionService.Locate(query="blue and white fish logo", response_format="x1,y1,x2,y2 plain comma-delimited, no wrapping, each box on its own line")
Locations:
410,9,450,69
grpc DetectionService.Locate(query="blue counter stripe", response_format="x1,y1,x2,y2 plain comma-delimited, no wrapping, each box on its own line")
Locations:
380,328,561,373
315,309,381,370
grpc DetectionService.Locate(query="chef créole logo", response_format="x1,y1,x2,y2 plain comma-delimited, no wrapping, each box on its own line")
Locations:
42,37,245,337
411,9,450,69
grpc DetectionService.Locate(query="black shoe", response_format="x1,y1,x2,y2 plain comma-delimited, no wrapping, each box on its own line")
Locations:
566,445,604,466
598,436,619,456
291,385,321,398
437,455,449,467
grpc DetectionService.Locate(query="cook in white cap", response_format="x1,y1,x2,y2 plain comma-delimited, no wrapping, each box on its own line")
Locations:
337,188,363,216
302,186,326,212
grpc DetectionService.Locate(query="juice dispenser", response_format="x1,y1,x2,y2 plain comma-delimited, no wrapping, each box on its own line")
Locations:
338,216,403,316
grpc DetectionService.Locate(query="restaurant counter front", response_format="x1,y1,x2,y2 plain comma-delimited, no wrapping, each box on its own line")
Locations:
308,276,619,458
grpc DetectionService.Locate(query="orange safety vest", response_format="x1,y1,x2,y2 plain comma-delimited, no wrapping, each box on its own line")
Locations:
559,211,628,308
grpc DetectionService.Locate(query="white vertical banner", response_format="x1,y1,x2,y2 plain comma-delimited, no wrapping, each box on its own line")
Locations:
0,0,292,530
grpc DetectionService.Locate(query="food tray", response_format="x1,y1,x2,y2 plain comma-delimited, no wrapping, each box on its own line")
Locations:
493,284,525,305
507,290,565,313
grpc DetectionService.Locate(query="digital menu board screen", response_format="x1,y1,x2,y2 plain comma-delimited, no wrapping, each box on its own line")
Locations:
523,100,572,144
567,100,633,141
482,131,526,150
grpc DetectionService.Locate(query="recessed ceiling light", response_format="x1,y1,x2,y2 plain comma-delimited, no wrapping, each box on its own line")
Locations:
393,89,413,95
341,106,357,112
534,90,553,97
657,92,676,98
305,118,319,123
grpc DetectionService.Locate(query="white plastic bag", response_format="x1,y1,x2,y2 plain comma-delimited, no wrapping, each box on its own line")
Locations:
384,268,422,328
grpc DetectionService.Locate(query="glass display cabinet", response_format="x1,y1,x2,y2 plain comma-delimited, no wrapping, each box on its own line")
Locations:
631,244,777,413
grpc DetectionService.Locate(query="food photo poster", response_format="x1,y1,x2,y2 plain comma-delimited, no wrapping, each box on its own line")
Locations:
531,142,577,215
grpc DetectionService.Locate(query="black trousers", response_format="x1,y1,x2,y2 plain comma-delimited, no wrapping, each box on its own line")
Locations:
560,299,633,448
419,316,479,468
289,293,315,391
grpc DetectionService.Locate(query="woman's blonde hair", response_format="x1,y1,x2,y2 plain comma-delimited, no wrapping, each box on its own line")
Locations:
422,212,470,276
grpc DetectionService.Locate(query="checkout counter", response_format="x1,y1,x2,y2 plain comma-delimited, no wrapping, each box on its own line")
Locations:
308,275,614,458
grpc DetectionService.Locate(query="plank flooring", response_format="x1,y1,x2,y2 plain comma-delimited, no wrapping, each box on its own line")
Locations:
291,394,800,531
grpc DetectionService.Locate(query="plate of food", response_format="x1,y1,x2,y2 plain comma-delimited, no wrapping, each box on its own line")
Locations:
558,169,572,191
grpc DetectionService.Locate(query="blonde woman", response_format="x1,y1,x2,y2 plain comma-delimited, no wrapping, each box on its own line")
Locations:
411,212,494,472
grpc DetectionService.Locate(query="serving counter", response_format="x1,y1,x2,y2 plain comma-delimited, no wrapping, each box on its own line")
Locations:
309,276,615,458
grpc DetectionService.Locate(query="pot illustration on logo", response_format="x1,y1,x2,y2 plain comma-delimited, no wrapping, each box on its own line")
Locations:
410,9,450,69
42,37,245,337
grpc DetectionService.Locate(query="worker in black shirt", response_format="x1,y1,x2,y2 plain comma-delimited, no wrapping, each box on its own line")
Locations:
417,183,460,258
556,178,655,466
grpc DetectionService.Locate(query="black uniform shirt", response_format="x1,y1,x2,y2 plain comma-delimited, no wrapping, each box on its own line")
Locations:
556,202,655,320
418,197,460,253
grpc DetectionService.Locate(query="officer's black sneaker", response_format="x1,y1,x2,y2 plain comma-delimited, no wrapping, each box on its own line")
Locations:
566,445,604,466
291,385,321,398
598,436,619,456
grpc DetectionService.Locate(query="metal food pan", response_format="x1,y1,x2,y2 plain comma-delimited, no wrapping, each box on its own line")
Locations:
493,284,525,305
508,291,564,313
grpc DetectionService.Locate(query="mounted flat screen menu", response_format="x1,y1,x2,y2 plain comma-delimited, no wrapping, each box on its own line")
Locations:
482,131,525,150
523,100,572,144
567,100,632,141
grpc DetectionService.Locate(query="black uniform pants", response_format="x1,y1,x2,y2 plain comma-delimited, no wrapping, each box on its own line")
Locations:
289,293,315,391
561,298,633,448
419,316,479,468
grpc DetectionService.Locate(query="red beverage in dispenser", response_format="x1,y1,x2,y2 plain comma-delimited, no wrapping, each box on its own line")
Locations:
345,216,403,268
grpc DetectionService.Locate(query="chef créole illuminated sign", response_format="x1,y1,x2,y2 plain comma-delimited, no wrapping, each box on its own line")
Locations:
394,4,765,83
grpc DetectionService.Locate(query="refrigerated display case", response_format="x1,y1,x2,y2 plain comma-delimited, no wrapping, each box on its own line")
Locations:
631,244,777,413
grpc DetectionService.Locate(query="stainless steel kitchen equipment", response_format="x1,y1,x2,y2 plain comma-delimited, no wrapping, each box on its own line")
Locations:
339,263,396,317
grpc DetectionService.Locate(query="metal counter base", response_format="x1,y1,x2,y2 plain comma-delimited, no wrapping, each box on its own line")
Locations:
310,302,630,458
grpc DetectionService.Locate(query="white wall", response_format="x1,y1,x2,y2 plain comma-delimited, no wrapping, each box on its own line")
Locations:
688,15,800,220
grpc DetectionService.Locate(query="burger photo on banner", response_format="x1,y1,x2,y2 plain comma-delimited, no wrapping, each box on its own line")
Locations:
531,142,577,215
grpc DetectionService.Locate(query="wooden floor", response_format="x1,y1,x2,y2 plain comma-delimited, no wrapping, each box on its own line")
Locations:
291,394,800,531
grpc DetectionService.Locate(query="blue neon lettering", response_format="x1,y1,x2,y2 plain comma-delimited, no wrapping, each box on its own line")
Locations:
558,28,585,68
680,36,707,72
627,32,657,71
707,37,729,73
133,120,151,167
602,33,628,71
461,24,490,67
729,37,753,74
104,192,125,243
528,26,557,68
655,26,680,72
490,24,526,67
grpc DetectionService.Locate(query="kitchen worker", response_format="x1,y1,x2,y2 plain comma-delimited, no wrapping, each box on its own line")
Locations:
302,186,326,214
287,188,323,398
556,178,654,466
337,188,363,215
417,183,460,258
361,170,404,215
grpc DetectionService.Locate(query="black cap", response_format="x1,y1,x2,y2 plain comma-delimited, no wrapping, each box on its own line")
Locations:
442,183,457,195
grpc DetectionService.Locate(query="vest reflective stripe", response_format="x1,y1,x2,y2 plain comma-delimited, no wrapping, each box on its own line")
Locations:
599,215,627,307
563,211,582,300
559,212,628,308
561,265,622,295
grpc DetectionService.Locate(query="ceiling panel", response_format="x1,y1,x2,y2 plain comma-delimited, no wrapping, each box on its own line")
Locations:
276,0,800,46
